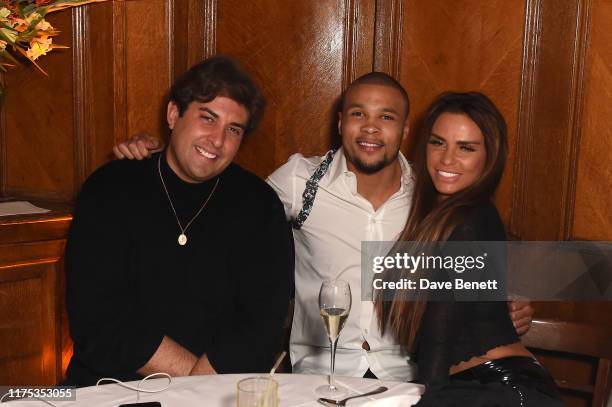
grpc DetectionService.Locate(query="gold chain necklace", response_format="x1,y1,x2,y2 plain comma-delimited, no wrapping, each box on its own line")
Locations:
158,154,219,246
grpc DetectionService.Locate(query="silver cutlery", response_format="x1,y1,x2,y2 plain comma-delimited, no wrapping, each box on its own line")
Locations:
318,386,389,406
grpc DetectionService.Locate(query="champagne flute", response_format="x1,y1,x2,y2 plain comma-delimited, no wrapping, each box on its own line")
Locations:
315,279,352,398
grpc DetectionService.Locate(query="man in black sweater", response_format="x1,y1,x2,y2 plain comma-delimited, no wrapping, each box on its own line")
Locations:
65,56,294,386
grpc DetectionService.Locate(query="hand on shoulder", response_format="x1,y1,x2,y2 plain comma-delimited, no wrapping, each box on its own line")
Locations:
113,132,165,160
508,299,534,335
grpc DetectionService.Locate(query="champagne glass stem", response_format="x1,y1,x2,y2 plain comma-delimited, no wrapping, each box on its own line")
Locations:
329,337,339,390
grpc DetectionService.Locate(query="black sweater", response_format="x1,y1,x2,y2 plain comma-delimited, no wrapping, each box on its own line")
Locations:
416,202,518,385
65,152,294,386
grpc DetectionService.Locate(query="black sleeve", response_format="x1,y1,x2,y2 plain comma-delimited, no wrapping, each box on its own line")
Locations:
417,301,464,387
65,167,163,376
417,202,506,386
206,194,294,373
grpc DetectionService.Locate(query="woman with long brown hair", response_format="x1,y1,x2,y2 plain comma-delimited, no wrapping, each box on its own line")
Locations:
375,92,562,406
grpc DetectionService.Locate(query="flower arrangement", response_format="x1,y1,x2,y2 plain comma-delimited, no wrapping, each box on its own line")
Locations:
0,0,108,98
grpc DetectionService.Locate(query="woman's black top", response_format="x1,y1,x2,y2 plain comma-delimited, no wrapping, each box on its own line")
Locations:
416,201,519,385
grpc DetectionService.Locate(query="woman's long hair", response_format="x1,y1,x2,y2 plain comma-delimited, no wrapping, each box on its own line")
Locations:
374,92,508,351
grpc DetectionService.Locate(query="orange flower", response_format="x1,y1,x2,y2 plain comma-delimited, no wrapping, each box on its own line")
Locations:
26,35,52,61
35,18,52,32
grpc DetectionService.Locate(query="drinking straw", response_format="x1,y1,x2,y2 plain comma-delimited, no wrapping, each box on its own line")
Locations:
257,351,286,407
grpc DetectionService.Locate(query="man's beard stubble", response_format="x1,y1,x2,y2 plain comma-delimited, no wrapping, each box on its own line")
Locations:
346,150,399,175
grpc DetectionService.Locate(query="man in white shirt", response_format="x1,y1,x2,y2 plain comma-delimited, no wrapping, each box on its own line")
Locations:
266,72,533,381
266,73,416,380
113,71,533,382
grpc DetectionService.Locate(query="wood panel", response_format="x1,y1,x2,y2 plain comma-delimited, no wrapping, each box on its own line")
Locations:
0,208,70,383
0,202,71,245
3,11,76,201
511,0,589,240
125,0,173,144
75,2,116,183
0,240,66,268
0,1,174,200
397,0,525,225
214,0,376,178
502,0,612,337
0,0,611,388
172,0,209,77
573,0,612,241
0,260,61,385
374,0,402,77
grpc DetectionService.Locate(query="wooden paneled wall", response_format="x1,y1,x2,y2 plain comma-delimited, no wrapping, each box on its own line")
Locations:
0,0,611,395
3,0,608,243
213,0,376,177
0,0,610,324
0,207,72,386
397,0,526,223
0,0,174,201
574,0,612,241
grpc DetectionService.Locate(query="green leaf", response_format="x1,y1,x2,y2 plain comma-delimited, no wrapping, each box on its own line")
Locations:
0,27,17,43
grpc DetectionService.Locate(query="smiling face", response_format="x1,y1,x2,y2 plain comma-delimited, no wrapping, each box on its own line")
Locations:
426,112,487,198
166,97,248,183
339,84,409,175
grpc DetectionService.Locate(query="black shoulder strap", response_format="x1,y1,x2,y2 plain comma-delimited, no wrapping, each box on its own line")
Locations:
292,149,337,230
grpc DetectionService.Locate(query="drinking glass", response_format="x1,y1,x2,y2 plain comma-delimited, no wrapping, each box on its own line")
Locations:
237,376,278,407
315,279,352,398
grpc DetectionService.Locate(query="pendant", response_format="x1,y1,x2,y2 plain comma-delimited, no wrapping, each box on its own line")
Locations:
178,234,187,246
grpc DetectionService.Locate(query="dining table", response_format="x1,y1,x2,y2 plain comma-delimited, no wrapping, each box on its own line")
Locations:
2,374,423,407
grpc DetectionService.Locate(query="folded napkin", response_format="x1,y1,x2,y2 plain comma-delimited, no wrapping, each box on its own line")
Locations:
0,201,50,216
361,394,420,406
333,377,423,406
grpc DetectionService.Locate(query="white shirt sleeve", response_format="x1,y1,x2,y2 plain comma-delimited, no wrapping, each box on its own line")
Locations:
266,153,305,220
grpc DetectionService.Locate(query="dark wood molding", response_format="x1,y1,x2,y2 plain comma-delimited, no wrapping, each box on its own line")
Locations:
511,0,587,240
564,0,592,240
342,0,359,90
112,1,127,144
342,0,376,90
0,72,6,196
5,189,74,203
511,0,541,239
203,0,217,59
167,0,175,83
0,204,71,245
355,0,376,79
72,6,92,190
173,0,210,76
373,0,403,78
55,257,64,381
0,259,60,384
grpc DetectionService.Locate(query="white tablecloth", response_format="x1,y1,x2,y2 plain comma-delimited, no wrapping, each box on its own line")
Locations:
3,374,423,407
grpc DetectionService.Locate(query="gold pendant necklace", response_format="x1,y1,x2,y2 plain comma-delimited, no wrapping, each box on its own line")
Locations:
158,154,219,246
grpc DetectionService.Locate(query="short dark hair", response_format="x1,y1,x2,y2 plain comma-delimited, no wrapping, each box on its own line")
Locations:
342,72,410,117
169,56,266,134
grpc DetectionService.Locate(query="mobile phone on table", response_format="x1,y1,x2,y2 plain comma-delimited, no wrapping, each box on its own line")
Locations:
118,402,161,407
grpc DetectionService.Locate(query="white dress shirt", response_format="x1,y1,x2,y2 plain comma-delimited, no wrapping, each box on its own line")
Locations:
267,148,416,381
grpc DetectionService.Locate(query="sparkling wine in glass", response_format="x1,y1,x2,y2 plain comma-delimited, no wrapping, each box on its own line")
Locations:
316,279,352,398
